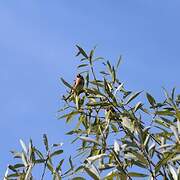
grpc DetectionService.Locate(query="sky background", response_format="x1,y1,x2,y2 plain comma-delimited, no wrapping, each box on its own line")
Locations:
0,0,180,178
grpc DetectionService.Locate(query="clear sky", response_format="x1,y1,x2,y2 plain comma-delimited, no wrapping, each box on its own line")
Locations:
0,0,180,178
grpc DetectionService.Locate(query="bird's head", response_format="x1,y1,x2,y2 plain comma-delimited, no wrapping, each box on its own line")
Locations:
77,74,81,77
77,74,83,79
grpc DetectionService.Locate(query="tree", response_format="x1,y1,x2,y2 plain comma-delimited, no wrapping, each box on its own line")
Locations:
4,46,180,180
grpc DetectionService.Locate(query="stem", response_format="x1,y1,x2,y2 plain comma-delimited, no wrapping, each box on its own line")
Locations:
111,148,133,180
140,140,165,178
41,152,49,180
90,64,100,92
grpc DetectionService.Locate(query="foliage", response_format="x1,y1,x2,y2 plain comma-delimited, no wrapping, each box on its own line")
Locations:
4,46,180,179
4,135,65,180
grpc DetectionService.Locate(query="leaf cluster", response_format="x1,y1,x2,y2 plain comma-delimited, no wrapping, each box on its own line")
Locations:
4,46,180,180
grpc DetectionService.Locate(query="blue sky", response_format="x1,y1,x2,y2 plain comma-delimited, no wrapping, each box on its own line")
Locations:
0,0,180,178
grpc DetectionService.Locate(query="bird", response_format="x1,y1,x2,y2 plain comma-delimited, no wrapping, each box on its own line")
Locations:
64,74,84,101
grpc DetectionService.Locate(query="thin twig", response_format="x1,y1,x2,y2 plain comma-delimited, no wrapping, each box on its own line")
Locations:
41,153,49,180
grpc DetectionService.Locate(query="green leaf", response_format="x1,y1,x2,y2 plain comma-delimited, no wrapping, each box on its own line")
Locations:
28,139,33,159
84,163,100,180
59,111,79,119
7,173,20,178
125,91,142,105
148,142,156,158
10,151,22,158
58,106,69,112
21,152,28,167
34,148,44,159
25,165,33,180
59,111,79,123
50,150,63,158
60,78,72,89
128,172,148,177
112,66,116,83
12,163,24,169
146,93,156,107
110,123,119,133
177,120,180,136
8,165,18,172
76,45,89,59
69,156,73,170
47,161,54,173
123,90,132,99
56,159,64,171
74,165,84,173
171,87,176,100
90,80,104,87
52,143,63,147
130,151,149,166
154,118,172,128
122,117,135,132
114,140,120,154
19,139,27,154
75,95,80,110
116,55,122,70
104,79,117,104
114,83,124,96
87,154,107,163
79,136,100,145
100,71,109,75
106,60,112,74
53,173,61,180
104,78,110,92
104,170,121,179
171,154,180,162
155,152,176,174
155,110,174,116
4,166,9,179
170,125,179,141
89,49,94,62
86,101,110,107
99,163,115,171
77,64,88,68
163,88,172,104
43,134,49,151
85,88,104,96
143,134,150,147
134,101,143,112
93,57,104,62
168,165,178,180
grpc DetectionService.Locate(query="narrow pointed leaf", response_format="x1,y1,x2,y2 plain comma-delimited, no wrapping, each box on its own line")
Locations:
114,140,120,154
43,134,49,151
87,154,107,163
79,136,99,145
125,91,142,105
61,78,72,89
116,55,122,70
19,139,27,154
155,152,176,174
77,64,88,68
50,150,63,158
128,172,148,177
170,125,179,141
146,93,156,107
134,101,143,112
168,165,178,180
76,45,89,59
84,163,100,180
